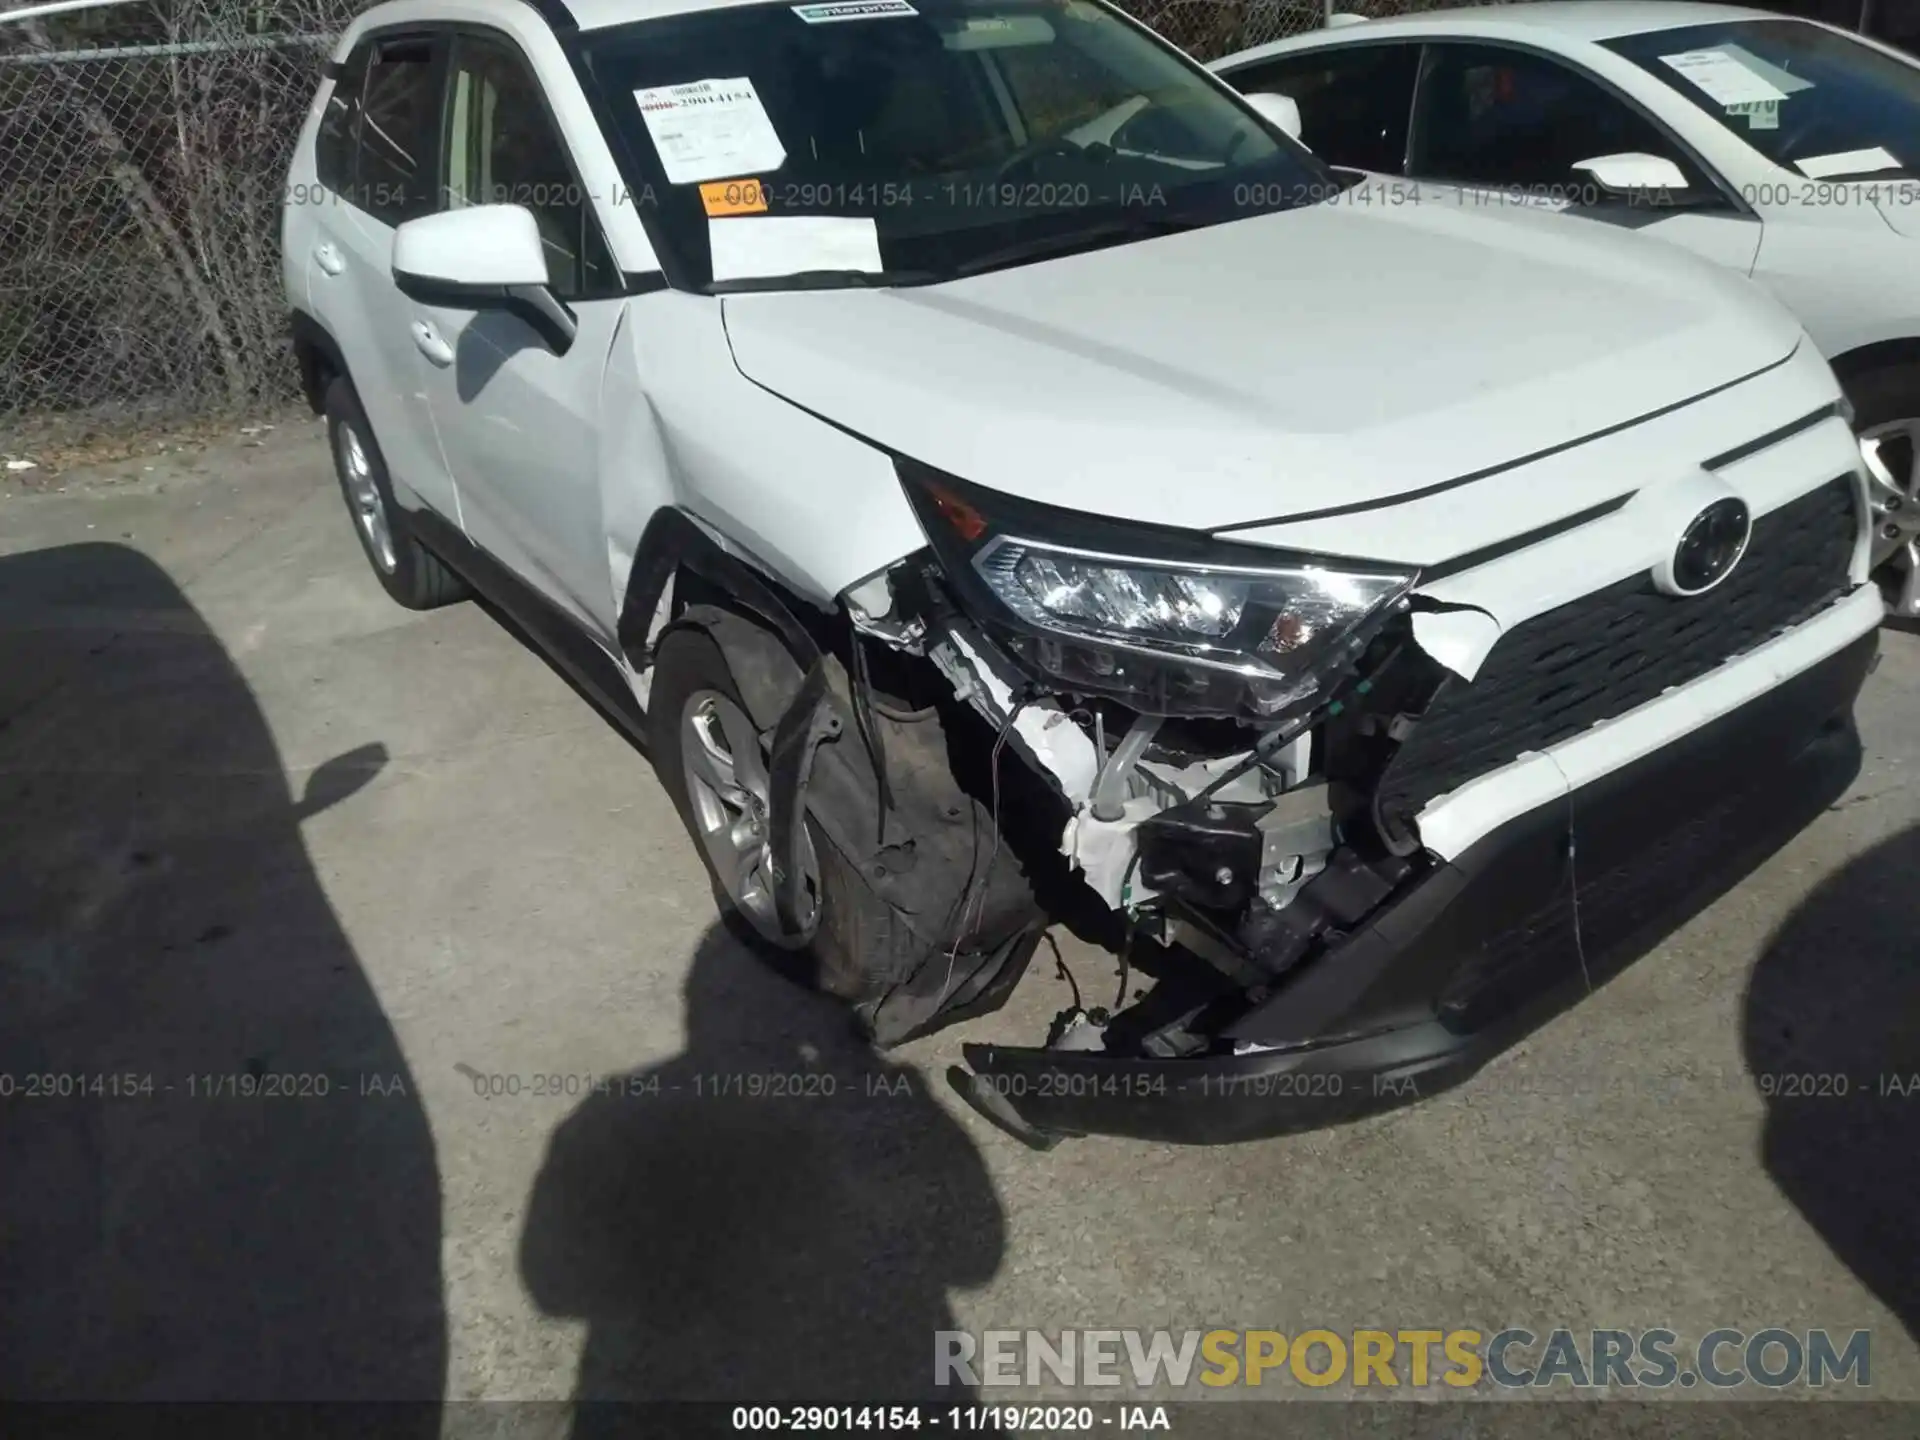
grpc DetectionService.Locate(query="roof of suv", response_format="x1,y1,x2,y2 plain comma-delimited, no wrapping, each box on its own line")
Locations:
1275,2,1782,46
415,0,1790,39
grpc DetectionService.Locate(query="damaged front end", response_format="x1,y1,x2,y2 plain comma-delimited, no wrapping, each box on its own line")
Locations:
838,461,1870,1146
836,463,1460,1139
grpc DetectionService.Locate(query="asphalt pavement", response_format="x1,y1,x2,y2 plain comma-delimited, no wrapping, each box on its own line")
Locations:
2,421,1915,1424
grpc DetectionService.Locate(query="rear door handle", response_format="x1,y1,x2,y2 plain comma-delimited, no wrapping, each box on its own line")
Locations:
410,320,454,367
313,241,345,276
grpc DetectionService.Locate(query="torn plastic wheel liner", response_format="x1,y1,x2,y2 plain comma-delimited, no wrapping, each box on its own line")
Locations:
765,657,838,937
664,603,1047,1046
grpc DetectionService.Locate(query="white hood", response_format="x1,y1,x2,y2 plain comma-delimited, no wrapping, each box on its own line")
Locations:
1875,193,1920,240
721,198,1804,532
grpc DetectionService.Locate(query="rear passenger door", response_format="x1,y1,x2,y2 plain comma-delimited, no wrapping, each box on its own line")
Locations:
1220,43,1422,175
308,33,460,525
1405,41,1764,273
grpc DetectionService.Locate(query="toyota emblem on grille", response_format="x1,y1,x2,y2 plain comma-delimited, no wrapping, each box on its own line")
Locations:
1660,497,1752,597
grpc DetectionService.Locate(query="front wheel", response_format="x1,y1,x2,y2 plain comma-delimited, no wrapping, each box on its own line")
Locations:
678,682,825,951
649,627,897,1003
1848,361,1920,619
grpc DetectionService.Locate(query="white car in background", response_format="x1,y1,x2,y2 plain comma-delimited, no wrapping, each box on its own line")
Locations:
1214,1,1920,616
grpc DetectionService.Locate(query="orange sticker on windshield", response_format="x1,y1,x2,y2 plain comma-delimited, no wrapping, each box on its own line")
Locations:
700,179,768,216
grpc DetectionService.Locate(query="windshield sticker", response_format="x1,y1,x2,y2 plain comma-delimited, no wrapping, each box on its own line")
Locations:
941,14,1056,49
1658,49,1789,107
633,78,786,186
1796,146,1904,179
1717,42,1815,96
1728,98,1780,131
700,178,768,216
708,215,883,282
791,0,917,21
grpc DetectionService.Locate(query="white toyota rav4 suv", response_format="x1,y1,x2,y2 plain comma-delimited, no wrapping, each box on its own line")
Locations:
287,0,1881,1145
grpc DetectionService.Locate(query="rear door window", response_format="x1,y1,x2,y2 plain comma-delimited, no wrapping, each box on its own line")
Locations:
315,43,369,194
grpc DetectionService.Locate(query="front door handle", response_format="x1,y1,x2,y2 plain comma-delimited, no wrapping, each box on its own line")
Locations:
410,320,454,367
313,241,345,276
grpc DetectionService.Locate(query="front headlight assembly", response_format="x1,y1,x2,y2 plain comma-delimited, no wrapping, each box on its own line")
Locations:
899,461,1416,722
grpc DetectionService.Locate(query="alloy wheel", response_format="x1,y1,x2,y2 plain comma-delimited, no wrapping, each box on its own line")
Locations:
1861,416,1920,618
337,421,397,575
680,689,820,947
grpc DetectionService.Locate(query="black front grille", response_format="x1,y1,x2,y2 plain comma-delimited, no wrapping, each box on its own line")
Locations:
1377,476,1858,834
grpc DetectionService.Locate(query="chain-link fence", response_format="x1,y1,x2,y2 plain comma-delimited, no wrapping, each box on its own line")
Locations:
0,0,1511,438
0,1,359,437
1133,0,1505,60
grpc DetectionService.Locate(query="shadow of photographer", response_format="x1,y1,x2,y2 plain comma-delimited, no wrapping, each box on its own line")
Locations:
0,543,445,1411
518,924,1006,1435
1744,822,1920,1342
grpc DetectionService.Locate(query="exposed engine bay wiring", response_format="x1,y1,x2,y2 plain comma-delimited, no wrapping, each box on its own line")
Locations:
1043,931,1079,1010
848,636,895,845
1116,850,1142,1011
937,688,1033,996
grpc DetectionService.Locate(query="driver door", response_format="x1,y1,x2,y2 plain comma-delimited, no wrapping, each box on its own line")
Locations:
1403,42,1764,274
408,29,629,641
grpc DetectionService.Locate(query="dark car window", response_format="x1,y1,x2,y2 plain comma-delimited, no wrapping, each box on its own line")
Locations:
1877,9,1920,54
1604,19,1920,178
441,34,618,299
1410,42,1707,193
1882,15,1920,54
315,42,369,194
1739,1,1919,54
1221,43,1421,175
1739,1,1869,28
355,36,440,226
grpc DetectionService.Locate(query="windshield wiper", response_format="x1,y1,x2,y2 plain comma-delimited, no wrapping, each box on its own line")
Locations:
949,214,1202,279
1606,188,1732,213
1802,167,1918,183
706,268,942,294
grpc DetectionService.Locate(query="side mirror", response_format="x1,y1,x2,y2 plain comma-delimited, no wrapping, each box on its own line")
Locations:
1243,91,1305,146
1572,151,1690,197
392,205,577,355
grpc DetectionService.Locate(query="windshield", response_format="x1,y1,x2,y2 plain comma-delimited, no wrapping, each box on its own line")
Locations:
576,0,1325,290
1603,19,1920,178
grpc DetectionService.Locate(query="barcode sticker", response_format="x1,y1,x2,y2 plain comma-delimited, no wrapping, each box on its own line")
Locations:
633,77,786,185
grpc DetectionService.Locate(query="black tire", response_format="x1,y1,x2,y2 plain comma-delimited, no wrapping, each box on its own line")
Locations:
1842,359,1920,619
648,626,898,1003
1844,360,1920,432
324,377,468,611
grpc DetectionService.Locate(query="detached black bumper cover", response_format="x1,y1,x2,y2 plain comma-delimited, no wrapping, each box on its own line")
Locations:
960,630,1876,1145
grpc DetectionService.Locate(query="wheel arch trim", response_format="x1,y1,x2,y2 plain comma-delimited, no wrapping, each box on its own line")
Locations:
1831,336,1920,387
290,309,351,416
617,506,824,677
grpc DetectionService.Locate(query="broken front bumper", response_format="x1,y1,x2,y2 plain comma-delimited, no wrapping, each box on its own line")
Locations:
959,627,1876,1145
